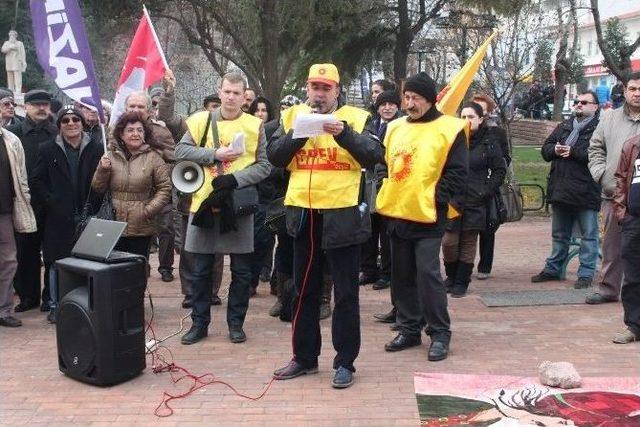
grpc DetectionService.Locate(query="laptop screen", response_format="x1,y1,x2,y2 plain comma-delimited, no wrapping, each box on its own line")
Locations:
72,218,127,261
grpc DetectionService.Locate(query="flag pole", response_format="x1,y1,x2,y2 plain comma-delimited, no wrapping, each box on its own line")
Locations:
100,123,108,153
143,4,169,69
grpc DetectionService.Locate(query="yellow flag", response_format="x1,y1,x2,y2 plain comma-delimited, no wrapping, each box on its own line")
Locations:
436,30,499,116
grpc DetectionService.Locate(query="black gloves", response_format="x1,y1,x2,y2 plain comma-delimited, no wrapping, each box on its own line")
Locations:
190,174,237,229
213,174,238,191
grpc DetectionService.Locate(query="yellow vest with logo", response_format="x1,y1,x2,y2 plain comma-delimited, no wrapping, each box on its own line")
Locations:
281,104,370,209
186,110,261,213
376,115,468,223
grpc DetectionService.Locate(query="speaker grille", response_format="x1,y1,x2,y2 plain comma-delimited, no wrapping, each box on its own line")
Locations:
58,288,97,376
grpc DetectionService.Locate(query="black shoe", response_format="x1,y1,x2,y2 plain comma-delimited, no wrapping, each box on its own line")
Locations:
40,301,51,312
273,359,319,380
47,308,57,324
14,299,38,313
574,277,592,289
358,274,377,286
531,271,560,283
160,270,174,282
0,315,22,327
211,295,222,306
384,333,421,352
229,325,246,343
428,341,449,361
373,308,396,323
331,366,354,389
259,267,271,283
450,262,473,297
372,278,390,290
585,292,618,305
182,296,193,309
181,325,208,345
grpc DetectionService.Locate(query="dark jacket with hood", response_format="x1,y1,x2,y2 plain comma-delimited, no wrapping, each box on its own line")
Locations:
31,133,103,262
267,101,384,249
541,112,601,211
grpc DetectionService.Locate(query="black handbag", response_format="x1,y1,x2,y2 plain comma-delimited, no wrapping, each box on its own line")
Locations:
74,190,116,241
209,111,259,216
499,170,524,223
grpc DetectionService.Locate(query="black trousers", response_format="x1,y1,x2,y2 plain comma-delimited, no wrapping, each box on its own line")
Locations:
157,202,175,273
360,213,390,280
275,230,294,276
292,210,361,372
390,234,451,343
621,215,640,337
477,229,495,274
14,230,46,304
250,206,276,289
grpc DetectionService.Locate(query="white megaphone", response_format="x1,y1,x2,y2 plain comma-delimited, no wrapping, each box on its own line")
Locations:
172,161,205,195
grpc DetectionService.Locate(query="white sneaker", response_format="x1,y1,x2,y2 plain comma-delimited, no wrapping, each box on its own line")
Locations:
477,272,490,280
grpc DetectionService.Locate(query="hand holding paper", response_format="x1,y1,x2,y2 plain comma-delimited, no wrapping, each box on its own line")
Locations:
292,113,341,138
230,132,245,155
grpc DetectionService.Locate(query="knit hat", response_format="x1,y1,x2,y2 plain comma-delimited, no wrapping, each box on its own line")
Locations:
24,89,51,104
56,104,86,128
149,87,164,99
0,87,13,101
403,72,437,103
375,90,401,109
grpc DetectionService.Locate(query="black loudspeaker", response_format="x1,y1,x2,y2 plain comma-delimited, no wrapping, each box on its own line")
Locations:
54,257,146,386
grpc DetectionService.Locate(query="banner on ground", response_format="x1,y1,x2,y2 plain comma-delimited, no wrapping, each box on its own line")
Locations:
30,0,105,122
436,30,499,116
109,6,167,127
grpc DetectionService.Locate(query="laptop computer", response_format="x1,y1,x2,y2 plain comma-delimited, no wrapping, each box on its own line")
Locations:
72,218,143,264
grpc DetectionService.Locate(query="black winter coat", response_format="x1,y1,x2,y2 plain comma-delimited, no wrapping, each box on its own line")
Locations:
267,110,384,249
7,116,58,221
448,125,506,232
31,134,104,263
541,113,601,211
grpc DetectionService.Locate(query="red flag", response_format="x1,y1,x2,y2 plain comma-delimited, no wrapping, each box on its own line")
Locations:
109,6,167,127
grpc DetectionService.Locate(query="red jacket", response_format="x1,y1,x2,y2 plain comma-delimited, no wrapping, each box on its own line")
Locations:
613,134,640,222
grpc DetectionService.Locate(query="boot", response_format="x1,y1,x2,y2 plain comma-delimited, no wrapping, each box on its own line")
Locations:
451,262,474,298
444,261,458,293
269,271,290,317
319,273,332,320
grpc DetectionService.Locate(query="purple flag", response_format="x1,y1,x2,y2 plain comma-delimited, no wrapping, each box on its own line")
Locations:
30,0,105,122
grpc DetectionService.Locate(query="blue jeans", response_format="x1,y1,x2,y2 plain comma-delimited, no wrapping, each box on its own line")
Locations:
190,252,253,329
544,204,599,279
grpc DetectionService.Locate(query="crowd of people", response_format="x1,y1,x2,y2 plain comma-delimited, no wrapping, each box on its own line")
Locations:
1,64,640,389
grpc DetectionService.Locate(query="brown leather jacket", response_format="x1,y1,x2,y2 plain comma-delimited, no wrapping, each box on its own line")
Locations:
613,134,640,222
91,143,171,236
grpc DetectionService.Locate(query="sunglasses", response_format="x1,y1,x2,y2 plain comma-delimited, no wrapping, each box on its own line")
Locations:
61,116,81,124
573,100,597,106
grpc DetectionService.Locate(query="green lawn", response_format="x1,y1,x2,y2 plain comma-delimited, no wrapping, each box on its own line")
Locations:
512,146,549,188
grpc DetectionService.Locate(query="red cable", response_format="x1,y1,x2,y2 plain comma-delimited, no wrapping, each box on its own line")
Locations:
289,154,316,356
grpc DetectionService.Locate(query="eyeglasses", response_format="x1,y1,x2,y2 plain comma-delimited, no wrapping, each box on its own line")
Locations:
61,116,81,124
573,100,597,106
1,100,16,107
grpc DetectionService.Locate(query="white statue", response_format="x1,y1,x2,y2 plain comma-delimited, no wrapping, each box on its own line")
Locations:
1,30,26,94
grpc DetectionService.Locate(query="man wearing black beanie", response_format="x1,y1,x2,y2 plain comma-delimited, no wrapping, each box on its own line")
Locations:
376,72,468,362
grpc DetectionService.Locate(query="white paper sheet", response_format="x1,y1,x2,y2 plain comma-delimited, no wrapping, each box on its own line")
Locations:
292,113,340,138
230,132,245,155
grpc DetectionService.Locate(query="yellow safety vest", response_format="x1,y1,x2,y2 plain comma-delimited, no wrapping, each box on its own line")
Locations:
376,115,468,223
186,110,261,213
281,104,370,209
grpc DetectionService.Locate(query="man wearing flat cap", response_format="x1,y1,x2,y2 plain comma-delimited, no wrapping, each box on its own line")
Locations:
376,72,468,362
0,87,21,128
7,89,58,314
32,106,104,322
267,63,383,389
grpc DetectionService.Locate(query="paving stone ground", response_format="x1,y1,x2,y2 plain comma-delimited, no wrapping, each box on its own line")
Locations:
1,216,638,426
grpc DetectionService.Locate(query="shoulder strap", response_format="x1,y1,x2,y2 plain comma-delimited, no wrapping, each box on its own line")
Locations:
208,109,224,175
199,112,212,148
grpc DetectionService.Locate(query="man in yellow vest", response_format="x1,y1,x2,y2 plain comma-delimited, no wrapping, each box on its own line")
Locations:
175,72,271,345
267,64,383,388
376,72,468,362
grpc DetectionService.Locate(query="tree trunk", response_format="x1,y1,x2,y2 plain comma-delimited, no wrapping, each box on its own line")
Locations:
553,65,568,121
